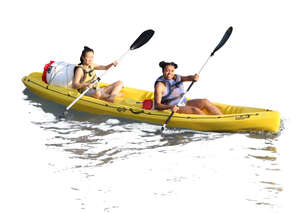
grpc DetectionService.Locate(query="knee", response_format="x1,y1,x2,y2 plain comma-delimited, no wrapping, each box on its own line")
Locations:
116,80,123,87
94,91,102,99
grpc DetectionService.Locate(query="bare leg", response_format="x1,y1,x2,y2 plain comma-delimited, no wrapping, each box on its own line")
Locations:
90,90,104,99
101,80,124,102
187,99,222,115
177,105,206,115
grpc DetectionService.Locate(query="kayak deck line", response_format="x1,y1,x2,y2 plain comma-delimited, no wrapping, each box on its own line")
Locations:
25,76,262,120
23,76,262,120
22,72,281,133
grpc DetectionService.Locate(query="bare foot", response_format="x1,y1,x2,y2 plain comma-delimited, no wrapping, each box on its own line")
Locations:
105,95,115,103
105,93,124,103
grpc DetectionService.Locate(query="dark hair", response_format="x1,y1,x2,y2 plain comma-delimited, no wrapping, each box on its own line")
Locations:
80,46,94,64
159,61,178,70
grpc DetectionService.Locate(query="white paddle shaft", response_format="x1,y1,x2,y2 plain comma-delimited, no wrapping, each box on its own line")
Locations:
177,55,211,106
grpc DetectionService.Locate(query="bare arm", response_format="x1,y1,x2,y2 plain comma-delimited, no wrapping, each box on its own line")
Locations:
180,74,199,82
94,61,118,70
72,68,92,89
154,82,178,111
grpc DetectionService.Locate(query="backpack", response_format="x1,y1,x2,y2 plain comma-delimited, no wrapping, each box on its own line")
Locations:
42,61,75,88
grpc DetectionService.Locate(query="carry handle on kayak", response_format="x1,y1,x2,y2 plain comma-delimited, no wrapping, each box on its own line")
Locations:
161,26,233,133
59,29,155,119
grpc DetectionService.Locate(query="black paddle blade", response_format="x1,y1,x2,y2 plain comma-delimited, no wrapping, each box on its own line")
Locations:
210,26,233,56
130,29,155,50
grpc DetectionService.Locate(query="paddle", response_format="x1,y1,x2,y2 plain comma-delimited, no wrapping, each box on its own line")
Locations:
59,29,155,119
161,26,233,132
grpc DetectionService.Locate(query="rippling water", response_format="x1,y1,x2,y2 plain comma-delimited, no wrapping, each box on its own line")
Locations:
21,88,283,212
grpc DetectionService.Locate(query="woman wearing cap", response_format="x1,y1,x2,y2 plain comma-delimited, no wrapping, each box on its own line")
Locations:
73,46,124,103
154,61,222,115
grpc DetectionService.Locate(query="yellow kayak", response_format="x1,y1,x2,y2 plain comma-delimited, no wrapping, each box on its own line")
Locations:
22,72,280,133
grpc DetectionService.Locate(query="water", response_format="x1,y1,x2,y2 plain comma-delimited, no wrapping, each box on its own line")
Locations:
3,0,300,211
16,88,284,212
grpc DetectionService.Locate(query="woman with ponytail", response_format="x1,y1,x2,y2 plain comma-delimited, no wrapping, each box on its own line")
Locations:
72,46,123,102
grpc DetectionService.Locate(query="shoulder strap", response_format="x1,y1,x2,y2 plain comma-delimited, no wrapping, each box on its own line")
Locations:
161,75,184,105
75,64,95,78
173,75,183,88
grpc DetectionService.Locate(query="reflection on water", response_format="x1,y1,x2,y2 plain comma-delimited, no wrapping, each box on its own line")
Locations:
245,140,282,208
22,88,283,212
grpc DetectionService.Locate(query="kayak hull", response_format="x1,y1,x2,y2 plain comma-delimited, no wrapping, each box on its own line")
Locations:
22,72,281,133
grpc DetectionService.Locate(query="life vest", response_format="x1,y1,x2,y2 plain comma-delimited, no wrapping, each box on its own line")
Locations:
43,61,75,88
74,64,98,93
154,74,186,106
